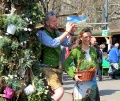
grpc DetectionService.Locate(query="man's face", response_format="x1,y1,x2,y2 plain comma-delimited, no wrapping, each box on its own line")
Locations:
91,38,97,46
46,15,58,30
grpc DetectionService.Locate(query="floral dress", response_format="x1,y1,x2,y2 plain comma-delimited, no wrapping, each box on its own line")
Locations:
63,46,100,101
74,77,98,101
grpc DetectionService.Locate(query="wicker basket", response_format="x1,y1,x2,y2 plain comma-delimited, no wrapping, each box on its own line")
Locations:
75,68,96,81
75,59,96,81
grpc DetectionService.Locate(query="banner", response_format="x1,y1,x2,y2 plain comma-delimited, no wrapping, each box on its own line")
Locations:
66,15,87,35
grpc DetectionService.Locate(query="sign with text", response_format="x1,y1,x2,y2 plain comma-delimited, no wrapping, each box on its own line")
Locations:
102,30,108,36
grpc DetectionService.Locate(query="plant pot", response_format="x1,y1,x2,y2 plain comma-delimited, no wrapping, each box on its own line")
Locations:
18,68,26,78
75,68,96,81
24,84,35,95
6,24,16,35
3,87,15,99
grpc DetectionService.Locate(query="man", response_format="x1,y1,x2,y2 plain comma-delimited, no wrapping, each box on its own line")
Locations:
108,43,120,79
91,37,103,81
36,11,77,101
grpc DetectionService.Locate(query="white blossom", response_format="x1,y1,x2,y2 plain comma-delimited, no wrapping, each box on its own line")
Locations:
24,28,28,31
0,36,3,39
30,21,32,24
28,28,32,31
25,17,29,22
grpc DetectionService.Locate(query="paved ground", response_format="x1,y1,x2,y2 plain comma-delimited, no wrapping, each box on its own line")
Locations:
60,72,120,101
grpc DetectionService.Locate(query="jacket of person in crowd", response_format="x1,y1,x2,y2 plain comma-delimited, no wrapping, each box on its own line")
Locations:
108,43,120,79
109,43,120,63
91,37,103,81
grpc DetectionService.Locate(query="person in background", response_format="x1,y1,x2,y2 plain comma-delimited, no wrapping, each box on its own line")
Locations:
65,38,80,59
107,44,113,54
108,43,120,79
71,38,80,50
63,27,100,101
91,37,103,81
102,41,108,52
37,11,77,101
100,44,106,54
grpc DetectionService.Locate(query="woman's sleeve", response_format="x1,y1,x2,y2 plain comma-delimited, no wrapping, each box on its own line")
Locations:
63,49,77,78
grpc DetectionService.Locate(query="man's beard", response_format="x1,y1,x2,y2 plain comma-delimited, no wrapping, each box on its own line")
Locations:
49,24,58,30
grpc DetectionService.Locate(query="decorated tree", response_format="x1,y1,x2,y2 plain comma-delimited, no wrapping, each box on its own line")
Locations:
0,0,49,101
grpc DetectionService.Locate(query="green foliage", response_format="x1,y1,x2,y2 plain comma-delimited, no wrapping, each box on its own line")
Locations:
32,60,42,76
0,14,6,31
0,36,11,48
79,59,96,71
22,3,44,26
19,49,36,69
11,41,19,50
4,14,27,32
0,1,46,101
17,32,29,42
0,56,8,75
27,76,48,101
7,78,21,91
32,40,42,61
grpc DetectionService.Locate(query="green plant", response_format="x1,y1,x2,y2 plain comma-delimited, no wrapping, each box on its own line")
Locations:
0,56,8,75
0,36,12,57
4,14,27,32
0,36,11,48
0,14,7,30
7,78,21,91
27,76,48,101
32,60,42,76
79,59,97,71
11,41,19,50
22,3,44,26
19,49,35,69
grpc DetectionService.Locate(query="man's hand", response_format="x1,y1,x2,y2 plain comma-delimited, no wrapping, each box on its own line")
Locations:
65,22,77,35
71,25,77,35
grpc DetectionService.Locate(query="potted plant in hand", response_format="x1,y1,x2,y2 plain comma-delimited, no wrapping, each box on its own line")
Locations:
4,14,27,35
75,59,97,81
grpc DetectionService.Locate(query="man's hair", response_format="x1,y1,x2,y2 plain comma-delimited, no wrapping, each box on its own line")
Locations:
43,11,56,24
114,43,119,47
91,37,96,41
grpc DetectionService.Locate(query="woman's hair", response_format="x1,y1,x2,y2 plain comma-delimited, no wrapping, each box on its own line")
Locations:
78,27,92,44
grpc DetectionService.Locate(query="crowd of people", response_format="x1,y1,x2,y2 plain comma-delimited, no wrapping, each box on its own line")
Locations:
37,11,120,101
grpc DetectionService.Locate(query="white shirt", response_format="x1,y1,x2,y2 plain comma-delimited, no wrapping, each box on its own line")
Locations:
82,48,91,61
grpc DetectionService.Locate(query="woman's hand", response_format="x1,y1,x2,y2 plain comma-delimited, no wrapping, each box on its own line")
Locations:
74,74,82,82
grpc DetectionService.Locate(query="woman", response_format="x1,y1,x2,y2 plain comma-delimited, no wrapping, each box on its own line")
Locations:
63,27,100,101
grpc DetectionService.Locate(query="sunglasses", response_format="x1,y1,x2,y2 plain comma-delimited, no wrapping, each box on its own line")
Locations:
46,11,56,16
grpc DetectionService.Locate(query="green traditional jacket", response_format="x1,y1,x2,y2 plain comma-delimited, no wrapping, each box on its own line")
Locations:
63,46,98,78
41,28,61,67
